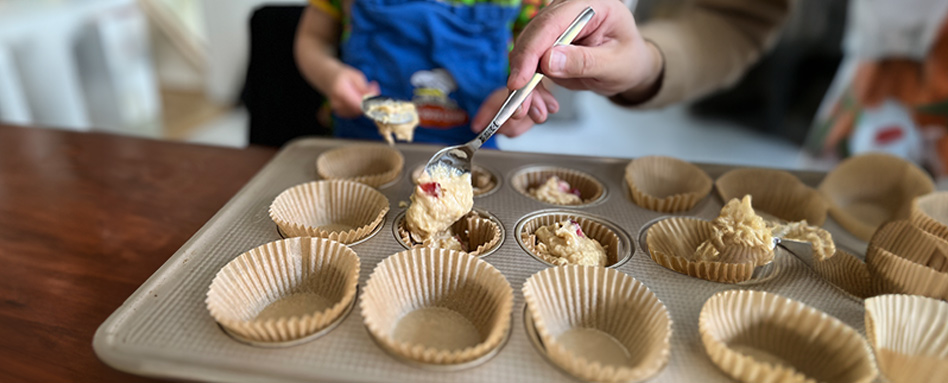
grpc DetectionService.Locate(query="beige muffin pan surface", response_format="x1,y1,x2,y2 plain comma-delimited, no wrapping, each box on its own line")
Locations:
95,138,873,383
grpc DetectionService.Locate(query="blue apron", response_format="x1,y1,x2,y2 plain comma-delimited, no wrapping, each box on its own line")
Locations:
337,0,520,149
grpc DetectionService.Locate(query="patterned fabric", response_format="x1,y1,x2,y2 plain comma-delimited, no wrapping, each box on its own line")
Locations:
513,0,550,37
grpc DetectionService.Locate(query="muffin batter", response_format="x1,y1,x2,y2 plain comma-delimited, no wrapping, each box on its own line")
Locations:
529,176,582,205
472,168,496,196
769,220,836,261
694,196,774,265
533,220,607,266
366,99,419,145
406,165,474,240
420,230,466,252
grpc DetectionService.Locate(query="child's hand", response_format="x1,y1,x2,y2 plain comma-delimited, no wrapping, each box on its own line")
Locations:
327,66,380,118
472,84,559,138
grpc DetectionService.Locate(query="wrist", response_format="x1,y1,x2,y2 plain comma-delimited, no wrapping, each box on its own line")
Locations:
312,59,346,96
611,39,665,106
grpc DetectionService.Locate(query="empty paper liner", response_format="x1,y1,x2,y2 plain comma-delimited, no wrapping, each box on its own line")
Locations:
511,166,604,206
700,290,876,383
411,164,499,197
865,294,948,383
646,217,760,283
911,192,948,241
360,248,513,366
205,237,360,344
818,153,934,241
866,220,948,300
716,168,827,225
517,211,629,267
269,180,389,244
316,144,404,188
523,266,672,383
624,156,712,212
396,210,502,257
810,249,873,299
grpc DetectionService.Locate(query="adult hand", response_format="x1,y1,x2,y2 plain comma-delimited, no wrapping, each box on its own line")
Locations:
508,0,663,104
326,65,380,118
472,84,559,138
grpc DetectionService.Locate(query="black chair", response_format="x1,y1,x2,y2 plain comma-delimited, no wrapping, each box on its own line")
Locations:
241,5,330,147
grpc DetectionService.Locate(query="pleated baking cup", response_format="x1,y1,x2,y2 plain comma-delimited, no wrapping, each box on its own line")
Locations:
715,168,828,225
511,165,605,206
869,219,948,273
360,248,513,366
316,144,404,188
394,209,504,257
810,249,873,299
644,217,768,284
911,191,948,241
411,163,500,197
522,266,672,383
269,180,389,245
624,156,712,212
206,237,361,345
864,294,948,383
700,290,877,383
818,152,934,241
866,221,948,300
515,210,633,268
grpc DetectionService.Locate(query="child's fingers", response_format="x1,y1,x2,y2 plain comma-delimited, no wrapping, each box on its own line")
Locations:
528,93,548,123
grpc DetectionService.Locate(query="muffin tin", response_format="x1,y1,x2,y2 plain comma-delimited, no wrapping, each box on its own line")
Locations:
94,138,873,382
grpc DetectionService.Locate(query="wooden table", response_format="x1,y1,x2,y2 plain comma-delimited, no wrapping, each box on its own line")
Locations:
0,125,277,382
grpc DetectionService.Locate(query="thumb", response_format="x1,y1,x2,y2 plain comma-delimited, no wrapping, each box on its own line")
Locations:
365,80,381,97
541,45,604,79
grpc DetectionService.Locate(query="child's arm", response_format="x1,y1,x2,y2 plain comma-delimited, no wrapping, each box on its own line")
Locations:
294,5,378,118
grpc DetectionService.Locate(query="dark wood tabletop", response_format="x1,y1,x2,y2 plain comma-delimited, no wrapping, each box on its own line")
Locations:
0,124,278,382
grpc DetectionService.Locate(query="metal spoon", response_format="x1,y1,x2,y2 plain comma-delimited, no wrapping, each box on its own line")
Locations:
425,6,596,174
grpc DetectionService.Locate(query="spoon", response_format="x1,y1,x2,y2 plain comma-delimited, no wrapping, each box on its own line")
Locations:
425,6,596,174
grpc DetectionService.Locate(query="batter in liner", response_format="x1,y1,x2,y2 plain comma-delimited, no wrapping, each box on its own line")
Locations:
529,176,582,205
533,220,607,266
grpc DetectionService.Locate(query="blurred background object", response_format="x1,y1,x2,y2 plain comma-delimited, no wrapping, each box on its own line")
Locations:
0,0,161,136
3,0,946,174
805,0,948,181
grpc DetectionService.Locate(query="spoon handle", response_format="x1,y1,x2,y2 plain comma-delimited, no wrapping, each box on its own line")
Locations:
468,6,596,151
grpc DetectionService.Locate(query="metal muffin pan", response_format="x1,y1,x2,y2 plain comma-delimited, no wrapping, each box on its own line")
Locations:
94,138,872,382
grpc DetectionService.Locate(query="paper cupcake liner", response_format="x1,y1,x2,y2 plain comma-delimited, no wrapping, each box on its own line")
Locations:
911,192,948,241
865,294,948,383
360,248,513,365
869,219,948,273
519,212,623,266
396,211,502,257
270,180,389,244
624,156,712,212
866,223,948,300
523,266,671,383
818,153,934,241
646,217,758,283
316,144,404,188
700,290,877,383
206,237,360,343
411,164,499,197
512,166,604,205
811,249,873,299
715,168,827,225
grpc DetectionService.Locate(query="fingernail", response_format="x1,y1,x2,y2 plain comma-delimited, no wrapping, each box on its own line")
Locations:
550,49,566,75
509,67,520,84
530,106,540,117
